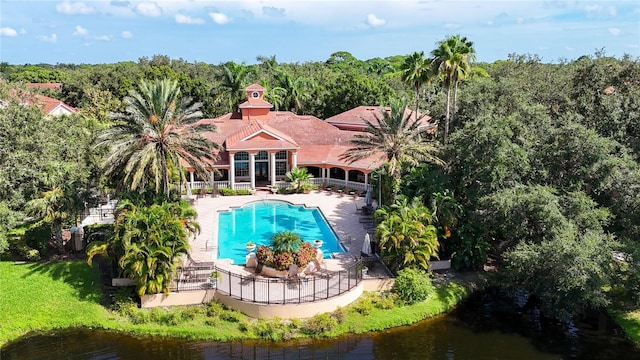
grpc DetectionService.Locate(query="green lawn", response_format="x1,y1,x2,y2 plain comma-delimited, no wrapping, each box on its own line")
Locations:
0,260,117,346
611,309,640,347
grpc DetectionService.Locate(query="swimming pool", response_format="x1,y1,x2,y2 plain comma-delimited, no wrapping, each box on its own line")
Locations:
217,200,345,264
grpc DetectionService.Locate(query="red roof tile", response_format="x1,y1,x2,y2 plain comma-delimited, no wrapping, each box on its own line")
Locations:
26,83,63,90
325,106,435,132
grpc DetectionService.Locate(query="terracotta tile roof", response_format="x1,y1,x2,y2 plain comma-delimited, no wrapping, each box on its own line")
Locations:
196,110,383,171
245,83,264,91
5,88,76,115
325,106,435,132
26,83,63,90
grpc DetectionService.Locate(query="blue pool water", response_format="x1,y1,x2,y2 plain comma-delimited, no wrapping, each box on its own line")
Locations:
217,200,344,264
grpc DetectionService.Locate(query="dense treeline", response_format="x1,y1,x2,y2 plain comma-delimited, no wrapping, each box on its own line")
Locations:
1,50,639,321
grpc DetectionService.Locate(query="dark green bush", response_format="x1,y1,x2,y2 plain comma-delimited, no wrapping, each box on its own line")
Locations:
392,268,435,304
23,221,52,258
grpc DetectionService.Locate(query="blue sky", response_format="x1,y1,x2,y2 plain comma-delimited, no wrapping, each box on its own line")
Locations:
1,0,638,65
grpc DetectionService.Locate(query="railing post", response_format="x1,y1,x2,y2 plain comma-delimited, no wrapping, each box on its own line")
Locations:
313,277,316,302
253,277,256,303
240,274,243,300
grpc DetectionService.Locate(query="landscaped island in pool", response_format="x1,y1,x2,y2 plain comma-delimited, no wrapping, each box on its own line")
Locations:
217,200,345,264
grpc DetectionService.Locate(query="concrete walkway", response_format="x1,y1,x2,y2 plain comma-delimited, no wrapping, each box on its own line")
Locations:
187,190,373,271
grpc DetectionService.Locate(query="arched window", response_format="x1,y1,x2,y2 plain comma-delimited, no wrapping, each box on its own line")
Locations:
234,152,249,177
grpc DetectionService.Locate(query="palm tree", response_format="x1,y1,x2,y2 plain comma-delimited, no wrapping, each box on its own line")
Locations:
87,199,199,295
274,69,313,114
400,51,434,118
340,99,444,202
213,62,252,112
26,182,83,253
96,78,220,198
285,167,313,192
431,35,476,143
375,197,439,271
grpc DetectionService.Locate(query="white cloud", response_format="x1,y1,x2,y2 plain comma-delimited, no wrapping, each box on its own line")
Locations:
366,13,386,28
135,2,162,17
38,33,57,43
0,27,18,37
121,30,133,38
56,1,95,15
516,17,524,24
609,28,621,35
95,35,111,41
19,28,27,35
608,6,617,16
209,12,231,24
73,25,88,37
584,4,601,13
175,14,204,25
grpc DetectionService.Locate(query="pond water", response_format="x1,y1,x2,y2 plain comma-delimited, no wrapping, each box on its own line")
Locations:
3,291,639,359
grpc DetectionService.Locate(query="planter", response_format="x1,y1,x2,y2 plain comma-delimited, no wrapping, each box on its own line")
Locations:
313,239,323,248
429,259,452,271
246,244,256,253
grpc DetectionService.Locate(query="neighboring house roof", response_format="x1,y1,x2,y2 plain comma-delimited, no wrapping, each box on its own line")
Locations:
34,94,77,115
4,88,76,116
26,83,63,90
325,106,436,132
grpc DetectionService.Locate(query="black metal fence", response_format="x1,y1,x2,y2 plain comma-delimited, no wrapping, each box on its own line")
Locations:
170,263,218,292
214,261,363,304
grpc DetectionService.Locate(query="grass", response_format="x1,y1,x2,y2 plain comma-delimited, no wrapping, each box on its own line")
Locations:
610,309,640,347
0,260,116,345
0,260,472,347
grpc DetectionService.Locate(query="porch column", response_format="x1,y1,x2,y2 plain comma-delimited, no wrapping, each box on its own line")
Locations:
229,153,235,190
344,168,349,187
270,152,276,186
249,153,256,189
189,171,195,188
364,173,369,188
210,170,215,187
292,151,297,169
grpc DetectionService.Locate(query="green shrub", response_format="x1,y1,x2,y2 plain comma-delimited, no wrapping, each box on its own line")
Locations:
301,313,338,336
377,292,398,309
110,287,137,311
206,187,214,194
23,221,52,258
351,294,375,315
331,307,347,324
252,318,294,341
392,268,435,304
236,189,251,195
218,188,235,196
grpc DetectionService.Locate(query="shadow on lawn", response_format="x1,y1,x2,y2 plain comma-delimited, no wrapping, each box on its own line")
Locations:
18,257,104,303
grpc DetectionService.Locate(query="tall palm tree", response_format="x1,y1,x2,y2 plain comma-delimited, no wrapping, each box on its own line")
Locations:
274,69,313,114
213,62,252,112
340,99,444,202
97,78,220,198
431,35,476,143
400,51,434,118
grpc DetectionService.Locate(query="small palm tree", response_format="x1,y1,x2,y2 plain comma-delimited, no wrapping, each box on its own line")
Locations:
270,231,303,253
375,197,439,271
26,182,83,253
340,99,444,203
285,167,313,193
96,78,220,198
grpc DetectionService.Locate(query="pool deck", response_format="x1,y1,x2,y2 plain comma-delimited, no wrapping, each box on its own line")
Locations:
187,190,375,272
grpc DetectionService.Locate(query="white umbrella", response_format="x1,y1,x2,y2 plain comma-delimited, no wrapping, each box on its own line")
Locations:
364,187,373,207
362,233,372,256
